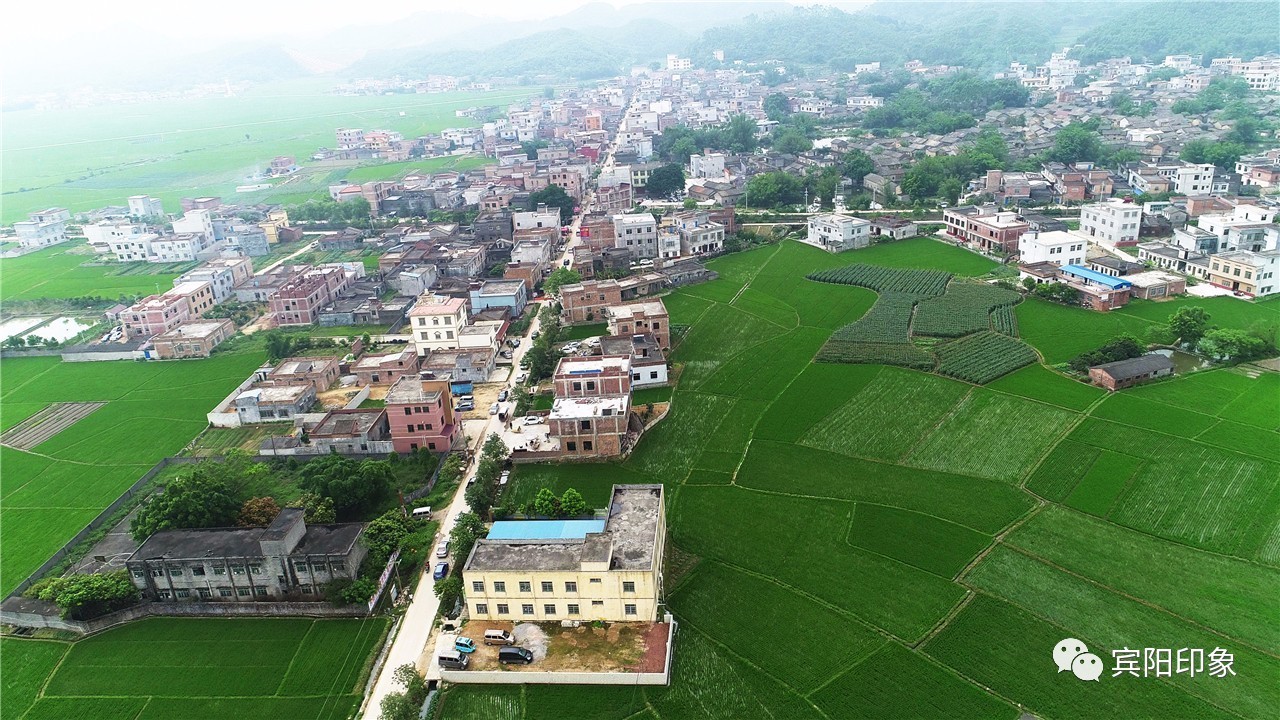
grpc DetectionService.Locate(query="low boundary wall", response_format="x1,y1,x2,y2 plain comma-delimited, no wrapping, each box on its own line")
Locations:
1,601,366,635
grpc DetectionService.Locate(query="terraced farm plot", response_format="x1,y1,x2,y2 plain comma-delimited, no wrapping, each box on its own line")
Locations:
1090,393,1219,437
905,390,1077,482
697,326,828,400
0,242,190,301
432,685,523,720
1006,506,1280,653
811,642,1014,720
1064,450,1142,516
964,545,1280,720
670,561,885,693
1068,419,1280,560
1217,371,1280,429
0,402,105,449
754,363,883,443
1025,439,1102,501
1,638,68,720
1194,419,1280,459
671,303,786,388
934,330,1039,384
828,292,919,343
912,281,1022,338
1125,368,1256,415
987,362,1105,411
923,594,1237,720
730,287,799,327
801,369,970,462
808,264,952,296
625,392,737,481
737,441,1035,535
848,503,991,577
22,618,387,720
816,339,936,368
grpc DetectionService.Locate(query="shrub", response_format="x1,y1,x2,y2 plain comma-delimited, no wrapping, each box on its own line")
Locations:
27,570,137,619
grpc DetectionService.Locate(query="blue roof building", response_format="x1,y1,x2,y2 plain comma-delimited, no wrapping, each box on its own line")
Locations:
1060,264,1133,290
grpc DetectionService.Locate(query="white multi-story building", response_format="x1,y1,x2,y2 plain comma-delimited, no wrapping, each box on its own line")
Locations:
512,205,561,231
13,208,71,250
1198,205,1280,253
127,195,165,218
802,214,871,253
175,257,254,303
1079,199,1142,247
84,220,146,252
689,150,726,179
612,213,659,259
149,233,212,263
674,212,724,256
666,54,692,71
172,209,215,242
1018,230,1085,266
1173,163,1217,195
408,293,470,356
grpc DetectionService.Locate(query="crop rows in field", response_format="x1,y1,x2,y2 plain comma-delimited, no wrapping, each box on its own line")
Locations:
808,264,952,297
816,340,936,368
935,330,1038,384
991,304,1018,335
912,282,1022,338
829,292,918,343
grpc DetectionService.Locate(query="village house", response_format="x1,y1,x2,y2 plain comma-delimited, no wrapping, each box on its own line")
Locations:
384,375,462,453
174,257,254,304
1018,231,1085,267
803,214,871,253
14,208,71,249
1079,199,1142,247
548,355,634,459
306,409,392,454
943,206,1030,255
601,334,668,388
352,348,421,386
408,294,469,356
469,279,528,318
120,281,216,340
269,266,355,326
1089,354,1175,391
232,385,316,424
127,508,366,602
1059,264,1133,311
463,484,665,623
261,357,340,394
603,300,670,350
869,216,917,241
150,319,237,359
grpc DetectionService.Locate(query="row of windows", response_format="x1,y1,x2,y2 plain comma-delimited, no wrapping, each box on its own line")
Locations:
139,560,345,579
632,371,662,380
402,403,441,415
473,579,636,594
474,602,638,616
157,586,273,599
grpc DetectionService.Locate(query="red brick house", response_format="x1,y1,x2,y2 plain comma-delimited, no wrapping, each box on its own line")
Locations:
385,376,461,453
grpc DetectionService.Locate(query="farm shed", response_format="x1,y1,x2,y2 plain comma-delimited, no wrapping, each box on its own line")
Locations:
1088,354,1175,391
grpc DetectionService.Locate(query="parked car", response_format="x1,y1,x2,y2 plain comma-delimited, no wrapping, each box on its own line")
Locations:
435,541,449,558
499,646,535,665
433,562,449,581
455,401,475,412
411,506,432,520
438,650,469,670
489,403,499,415
531,330,540,339
523,415,541,425
514,371,528,383
454,637,477,654
508,338,521,348
498,390,509,402
563,258,572,267
500,470,510,485
500,350,514,359
484,629,515,646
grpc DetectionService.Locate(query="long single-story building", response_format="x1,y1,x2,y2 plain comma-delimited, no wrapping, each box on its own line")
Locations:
1089,354,1175,391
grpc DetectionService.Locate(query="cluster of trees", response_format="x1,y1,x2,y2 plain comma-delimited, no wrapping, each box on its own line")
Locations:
1068,335,1146,373
1074,2,1276,64
900,129,1009,203
1021,278,1082,306
529,185,576,224
530,487,588,518
655,115,758,163
263,331,350,362
861,75,1028,135
1171,77,1252,116
644,164,686,197
287,197,372,224
745,172,805,209
379,665,429,720
1180,139,1247,171
1163,306,1276,363
27,570,138,620
1107,93,1155,118
203,300,259,327
543,267,581,296
129,451,434,543
464,433,510,519
521,303,565,383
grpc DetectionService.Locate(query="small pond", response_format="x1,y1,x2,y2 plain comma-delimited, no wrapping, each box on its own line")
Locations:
1152,348,1213,374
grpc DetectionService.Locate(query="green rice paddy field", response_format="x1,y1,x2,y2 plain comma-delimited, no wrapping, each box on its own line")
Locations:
1,617,388,720
460,237,1280,719
0,242,196,302
1,81,534,223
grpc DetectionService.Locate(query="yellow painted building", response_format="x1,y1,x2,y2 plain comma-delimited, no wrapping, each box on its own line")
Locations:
463,485,666,623
1207,250,1279,296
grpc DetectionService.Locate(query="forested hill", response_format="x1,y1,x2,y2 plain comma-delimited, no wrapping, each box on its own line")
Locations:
692,1,1279,72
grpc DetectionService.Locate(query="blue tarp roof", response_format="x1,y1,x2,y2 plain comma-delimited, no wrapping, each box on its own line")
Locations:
1061,264,1132,289
486,519,606,540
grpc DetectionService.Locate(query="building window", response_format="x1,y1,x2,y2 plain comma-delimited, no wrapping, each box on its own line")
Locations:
541,581,553,592
623,581,636,593
583,441,593,451
567,603,580,615
302,587,314,594
237,588,252,596
625,604,638,616
497,603,509,614
565,581,577,593
213,567,226,576
579,420,591,430
544,604,556,616
519,581,532,593
168,567,183,576
176,589,191,599
150,568,164,578
494,581,506,593
572,381,582,391
254,587,268,596
132,570,145,579
219,587,234,597
248,564,262,575
591,600,604,607
589,578,602,584
198,588,212,598
294,561,308,572
191,566,206,576
567,441,577,451
157,590,172,600
522,604,535,615
476,603,488,614
472,581,484,593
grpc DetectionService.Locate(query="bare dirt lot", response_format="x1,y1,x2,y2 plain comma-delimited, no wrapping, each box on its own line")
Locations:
453,619,667,673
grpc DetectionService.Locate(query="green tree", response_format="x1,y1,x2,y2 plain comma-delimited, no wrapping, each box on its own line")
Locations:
449,512,486,565
683,197,698,209
27,570,137,619
1197,328,1269,362
543,268,582,296
131,473,240,541
1168,306,1211,346
763,93,791,121
438,454,466,487
668,137,699,164
465,478,495,519
362,509,412,563
533,487,559,517
434,574,463,614
528,184,576,224
725,114,758,153
746,172,804,209
645,164,686,197
482,433,508,460
237,496,281,527
294,492,336,523
772,127,812,155
840,149,874,187
1048,123,1105,164
297,455,394,517
939,178,963,207
264,331,292,362
559,488,587,517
